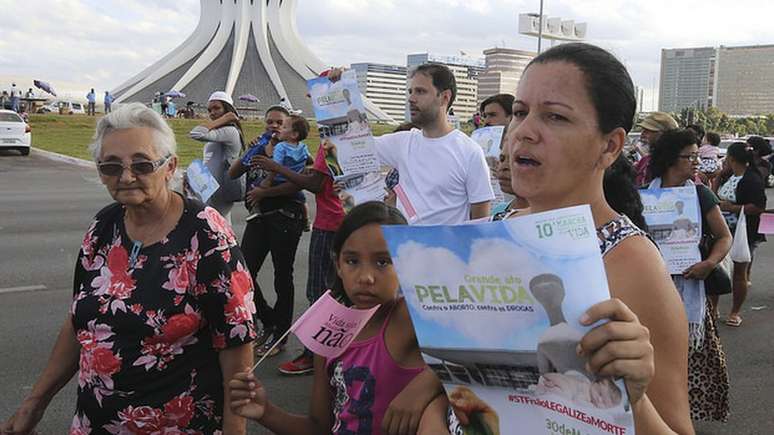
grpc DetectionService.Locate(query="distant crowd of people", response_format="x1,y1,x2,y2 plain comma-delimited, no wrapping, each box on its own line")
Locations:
3,42,770,435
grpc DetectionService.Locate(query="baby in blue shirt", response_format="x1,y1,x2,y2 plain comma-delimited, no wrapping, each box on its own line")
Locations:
257,114,311,198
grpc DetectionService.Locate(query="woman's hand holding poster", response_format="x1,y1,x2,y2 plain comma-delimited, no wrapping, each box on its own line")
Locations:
382,205,635,435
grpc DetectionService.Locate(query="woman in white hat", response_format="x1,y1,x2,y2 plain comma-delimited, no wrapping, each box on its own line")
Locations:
189,91,245,223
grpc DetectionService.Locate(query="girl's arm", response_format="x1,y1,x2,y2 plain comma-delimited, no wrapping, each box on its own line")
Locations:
603,237,694,435
382,300,444,435
219,343,253,435
229,356,332,435
2,316,80,434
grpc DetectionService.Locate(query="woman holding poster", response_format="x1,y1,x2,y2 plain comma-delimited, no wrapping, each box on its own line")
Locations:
647,128,732,422
501,43,694,433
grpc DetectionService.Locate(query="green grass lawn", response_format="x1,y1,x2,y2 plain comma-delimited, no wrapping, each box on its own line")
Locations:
29,114,397,167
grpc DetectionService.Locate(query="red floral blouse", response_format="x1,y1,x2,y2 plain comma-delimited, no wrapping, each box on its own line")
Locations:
69,197,256,434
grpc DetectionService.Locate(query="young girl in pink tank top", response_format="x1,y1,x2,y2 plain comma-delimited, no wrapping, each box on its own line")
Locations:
229,202,448,434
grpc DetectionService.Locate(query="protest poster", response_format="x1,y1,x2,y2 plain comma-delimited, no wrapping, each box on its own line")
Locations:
185,159,219,203
758,213,774,235
640,186,702,274
290,290,379,359
471,126,507,204
308,70,384,208
253,290,378,370
382,205,634,435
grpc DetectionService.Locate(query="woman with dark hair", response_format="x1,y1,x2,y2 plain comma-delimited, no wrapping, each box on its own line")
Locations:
746,135,773,184
503,42,694,433
189,91,246,223
714,142,767,327
604,154,647,231
647,128,732,422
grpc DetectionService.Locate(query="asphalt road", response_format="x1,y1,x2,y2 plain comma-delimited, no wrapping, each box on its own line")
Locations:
1,150,772,434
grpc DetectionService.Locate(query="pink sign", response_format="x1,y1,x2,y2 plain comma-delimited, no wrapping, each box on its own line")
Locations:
758,213,774,235
291,290,379,359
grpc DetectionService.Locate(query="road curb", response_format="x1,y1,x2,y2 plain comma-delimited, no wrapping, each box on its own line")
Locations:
31,147,95,169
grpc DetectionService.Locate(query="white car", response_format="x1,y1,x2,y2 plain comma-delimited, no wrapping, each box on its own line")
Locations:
0,110,31,155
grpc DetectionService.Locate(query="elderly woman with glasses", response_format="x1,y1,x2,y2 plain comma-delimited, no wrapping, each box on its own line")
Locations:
2,103,256,435
647,129,732,422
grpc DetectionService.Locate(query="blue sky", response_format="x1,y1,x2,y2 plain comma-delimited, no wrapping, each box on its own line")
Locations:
2,0,774,108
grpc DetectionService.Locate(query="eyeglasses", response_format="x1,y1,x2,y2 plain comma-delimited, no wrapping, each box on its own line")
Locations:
97,155,170,177
678,153,701,162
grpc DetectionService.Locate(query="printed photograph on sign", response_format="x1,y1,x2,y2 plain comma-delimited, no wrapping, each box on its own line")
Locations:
471,126,508,204
308,70,380,175
382,205,634,435
640,186,702,274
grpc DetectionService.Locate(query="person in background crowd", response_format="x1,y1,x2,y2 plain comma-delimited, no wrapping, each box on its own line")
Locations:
161,95,169,118
685,124,705,146
104,91,114,113
647,129,732,422
2,103,255,434
714,142,767,327
499,43,693,433
227,105,305,359
472,111,481,129
491,125,528,220
329,64,494,224
381,122,420,208
479,93,515,127
250,125,346,374
698,132,722,185
257,115,310,195
189,91,245,223
746,136,772,184
633,111,679,186
10,83,20,112
86,88,96,116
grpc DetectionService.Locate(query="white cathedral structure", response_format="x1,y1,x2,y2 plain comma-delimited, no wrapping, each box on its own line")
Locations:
113,0,394,122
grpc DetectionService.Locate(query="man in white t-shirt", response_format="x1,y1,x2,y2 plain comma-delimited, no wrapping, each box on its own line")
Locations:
374,64,494,224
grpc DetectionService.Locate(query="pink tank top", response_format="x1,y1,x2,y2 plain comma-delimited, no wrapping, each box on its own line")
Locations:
326,301,425,435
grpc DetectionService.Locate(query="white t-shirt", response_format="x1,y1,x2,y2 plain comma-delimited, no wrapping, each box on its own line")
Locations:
375,129,494,225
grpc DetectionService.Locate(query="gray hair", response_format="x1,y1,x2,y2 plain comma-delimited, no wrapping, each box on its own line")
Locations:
89,102,177,161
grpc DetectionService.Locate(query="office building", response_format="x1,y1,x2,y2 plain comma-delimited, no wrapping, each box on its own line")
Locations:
659,43,774,116
351,63,408,122
658,47,716,113
477,48,535,101
407,53,485,121
714,44,774,116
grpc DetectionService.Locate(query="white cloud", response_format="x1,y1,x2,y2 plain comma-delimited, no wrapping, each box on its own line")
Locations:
3,0,774,109
393,238,549,347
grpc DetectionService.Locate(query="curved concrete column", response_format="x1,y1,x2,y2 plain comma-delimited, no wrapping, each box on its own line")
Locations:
111,0,395,122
